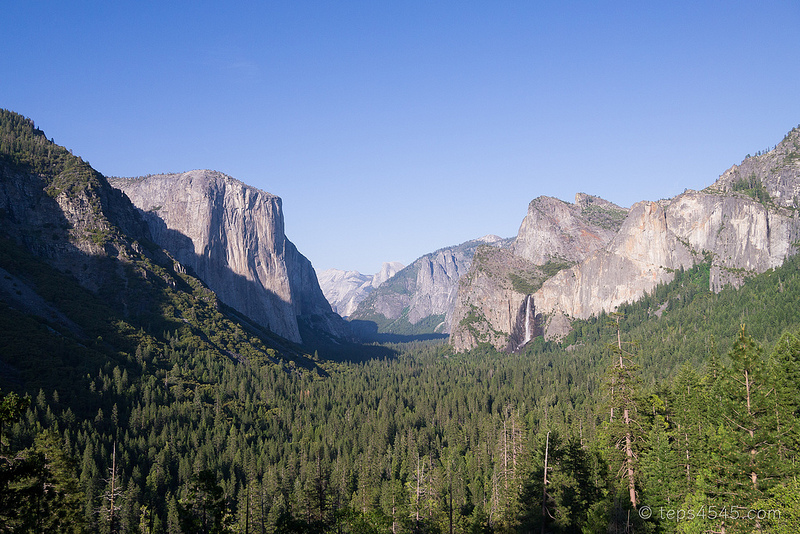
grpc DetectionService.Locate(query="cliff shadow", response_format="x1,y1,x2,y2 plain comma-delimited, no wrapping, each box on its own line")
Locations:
137,211,377,360
127,205,417,363
137,211,303,333
0,173,164,397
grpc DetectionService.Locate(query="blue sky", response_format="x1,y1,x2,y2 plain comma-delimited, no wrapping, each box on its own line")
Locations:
3,1,800,274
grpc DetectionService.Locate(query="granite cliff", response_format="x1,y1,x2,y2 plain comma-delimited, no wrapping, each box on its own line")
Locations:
0,112,248,347
532,129,800,328
110,171,348,344
317,261,404,317
512,194,627,264
448,246,542,351
450,194,625,351
711,127,800,209
451,125,800,352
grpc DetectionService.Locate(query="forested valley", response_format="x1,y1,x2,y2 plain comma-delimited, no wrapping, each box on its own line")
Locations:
2,251,800,533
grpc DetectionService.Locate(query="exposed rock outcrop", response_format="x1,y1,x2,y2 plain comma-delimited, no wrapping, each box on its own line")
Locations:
512,194,626,264
110,171,348,344
532,190,800,324
532,200,697,321
710,126,800,208
317,269,371,317
666,191,799,290
449,246,542,351
533,157,800,323
0,146,150,294
450,194,625,351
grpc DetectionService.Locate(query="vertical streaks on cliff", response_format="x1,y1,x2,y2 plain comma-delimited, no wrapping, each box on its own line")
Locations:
110,171,346,344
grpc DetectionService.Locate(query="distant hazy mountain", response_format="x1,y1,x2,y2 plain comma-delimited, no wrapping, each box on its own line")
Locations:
317,261,404,317
348,235,512,336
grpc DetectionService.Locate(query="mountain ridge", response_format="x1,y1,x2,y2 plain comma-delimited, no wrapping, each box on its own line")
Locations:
450,193,626,351
0,109,333,393
0,109,344,372
450,124,800,352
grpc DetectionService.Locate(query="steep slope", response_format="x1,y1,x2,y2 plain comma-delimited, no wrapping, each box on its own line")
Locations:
318,261,404,317
0,111,161,306
450,194,626,351
318,270,371,317
535,152,800,324
0,112,149,293
110,172,349,344
710,125,800,208
532,200,697,323
512,193,627,264
349,235,510,335
448,246,543,351
0,109,318,390
451,125,800,352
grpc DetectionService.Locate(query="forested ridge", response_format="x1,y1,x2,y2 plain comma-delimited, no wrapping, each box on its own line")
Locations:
1,110,799,533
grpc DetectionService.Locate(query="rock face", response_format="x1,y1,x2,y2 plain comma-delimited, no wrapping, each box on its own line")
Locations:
512,194,626,264
350,235,510,335
317,261,404,317
451,126,800,352
450,195,625,351
110,171,348,344
373,261,404,288
534,158,800,324
0,111,210,338
449,247,542,351
317,270,371,317
531,200,696,322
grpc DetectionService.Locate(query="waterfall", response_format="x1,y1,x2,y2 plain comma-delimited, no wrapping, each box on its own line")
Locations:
524,295,532,345
517,295,533,350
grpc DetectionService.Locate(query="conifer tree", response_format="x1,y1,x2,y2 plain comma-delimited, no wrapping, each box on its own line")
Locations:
670,363,705,495
604,313,642,512
715,326,772,501
100,441,122,534
179,469,228,533
767,330,800,464
10,431,86,533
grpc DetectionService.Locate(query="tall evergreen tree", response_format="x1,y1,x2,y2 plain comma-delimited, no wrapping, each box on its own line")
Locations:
604,313,643,512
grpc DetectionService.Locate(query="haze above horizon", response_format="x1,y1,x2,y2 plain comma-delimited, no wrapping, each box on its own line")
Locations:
3,1,799,274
